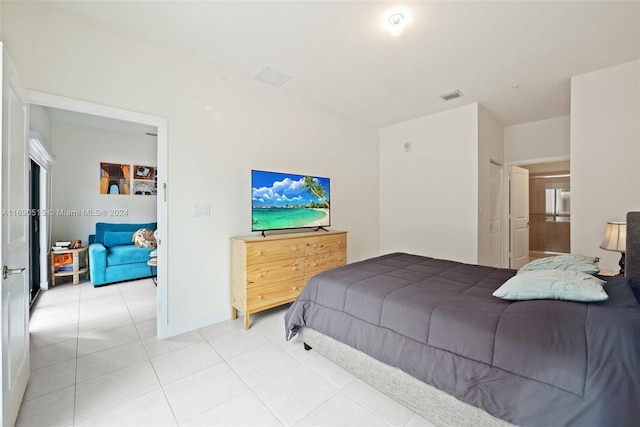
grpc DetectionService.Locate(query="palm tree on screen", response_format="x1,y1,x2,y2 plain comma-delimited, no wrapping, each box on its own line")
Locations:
302,176,330,208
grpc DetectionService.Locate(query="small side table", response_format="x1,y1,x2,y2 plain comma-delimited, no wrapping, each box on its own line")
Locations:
50,247,89,286
147,253,157,286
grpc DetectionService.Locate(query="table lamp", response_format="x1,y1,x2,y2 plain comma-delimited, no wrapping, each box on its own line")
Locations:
600,221,626,275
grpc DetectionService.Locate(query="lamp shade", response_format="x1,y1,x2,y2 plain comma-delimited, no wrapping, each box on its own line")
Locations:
600,222,626,253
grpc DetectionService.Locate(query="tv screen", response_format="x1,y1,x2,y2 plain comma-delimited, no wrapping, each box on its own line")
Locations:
252,170,330,232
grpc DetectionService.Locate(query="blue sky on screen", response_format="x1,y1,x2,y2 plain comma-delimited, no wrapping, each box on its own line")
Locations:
252,171,330,207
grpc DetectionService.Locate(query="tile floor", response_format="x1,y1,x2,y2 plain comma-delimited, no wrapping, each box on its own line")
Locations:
18,278,436,427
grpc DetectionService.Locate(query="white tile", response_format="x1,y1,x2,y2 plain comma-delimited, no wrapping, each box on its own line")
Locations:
163,362,248,424
30,323,78,349
78,312,134,337
77,324,140,356
249,305,290,340
39,283,82,302
142,330,204,358
16,385,75,427
120,283,157,300
116,278,155,294
226,341,300,387
74,360,161,421
79,301,129,322
296,392,387,427
301,348,357,390
30,338,78,370
205,328,268,360
125,294,156,312
343,379,415,426
130,305,157,324
80,283,122,301
29,311,79,333
24,359,76,401
252,363,339,426
135,318,157,339
151,341,222,385
76,340,149,383
79,293,125,311
183,390,281,427
403,412,439,427
74,388,177,427
197,318,244,340
29,300,79,321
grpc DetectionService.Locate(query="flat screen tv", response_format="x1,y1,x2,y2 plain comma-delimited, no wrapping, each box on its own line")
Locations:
252,170,330,234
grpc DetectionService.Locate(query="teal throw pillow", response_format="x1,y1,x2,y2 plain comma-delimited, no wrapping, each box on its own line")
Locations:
103,231,134,248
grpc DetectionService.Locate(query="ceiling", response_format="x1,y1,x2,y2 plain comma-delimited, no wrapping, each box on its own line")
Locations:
49,1,639,128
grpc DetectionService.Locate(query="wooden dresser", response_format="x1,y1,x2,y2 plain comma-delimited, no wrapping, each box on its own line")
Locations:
230,230,347,329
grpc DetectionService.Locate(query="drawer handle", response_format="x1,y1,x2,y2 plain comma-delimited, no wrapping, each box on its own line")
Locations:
292,286,298,291
258,295,264,300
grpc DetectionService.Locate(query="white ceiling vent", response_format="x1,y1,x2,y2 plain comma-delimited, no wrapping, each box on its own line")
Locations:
440,90,463,101
255,66,293,87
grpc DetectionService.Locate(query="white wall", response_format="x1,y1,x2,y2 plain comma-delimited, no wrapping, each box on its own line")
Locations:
1,2,380,335
49,119,157,245
504,115,570,163
571,60,640,271
477,105,504,266
379,104,479,264
30,105,52,151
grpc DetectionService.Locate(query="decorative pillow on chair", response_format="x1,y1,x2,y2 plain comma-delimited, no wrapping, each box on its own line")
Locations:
133,228,157,248
493,270,608,302
517,254,600,275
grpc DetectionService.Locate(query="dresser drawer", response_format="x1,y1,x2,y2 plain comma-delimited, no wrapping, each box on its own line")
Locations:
305,249,347,277
246,257,305,287
246,277,307,311
305,234,347,256
246,238,305,264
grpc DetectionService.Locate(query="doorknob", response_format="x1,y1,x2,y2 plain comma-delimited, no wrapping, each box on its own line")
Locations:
3,266,25,280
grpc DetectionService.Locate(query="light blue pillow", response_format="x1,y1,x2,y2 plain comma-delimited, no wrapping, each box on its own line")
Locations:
102,231,133,248
517,254,600,275
493,270,608,302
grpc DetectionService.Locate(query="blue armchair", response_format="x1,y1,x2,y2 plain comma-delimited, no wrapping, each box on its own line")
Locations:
88,222,157,287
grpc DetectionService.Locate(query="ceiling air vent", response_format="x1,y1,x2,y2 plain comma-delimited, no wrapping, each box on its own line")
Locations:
440,90,463,101
255,66,293,87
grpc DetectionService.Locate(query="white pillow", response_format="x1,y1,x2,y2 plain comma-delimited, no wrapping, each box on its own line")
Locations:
517,254,599,275
493,270,608,302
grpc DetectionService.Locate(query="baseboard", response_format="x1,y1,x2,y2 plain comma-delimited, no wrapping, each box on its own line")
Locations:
160,307,230,339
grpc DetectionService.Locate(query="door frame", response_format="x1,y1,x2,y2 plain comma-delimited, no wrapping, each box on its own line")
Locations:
28,91,170,338
502,155,570,268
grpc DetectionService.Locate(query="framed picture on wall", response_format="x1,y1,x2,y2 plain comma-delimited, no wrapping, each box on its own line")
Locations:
100,162,130,195
132,164,157,195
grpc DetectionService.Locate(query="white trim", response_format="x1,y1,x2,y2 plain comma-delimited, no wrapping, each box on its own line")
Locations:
505,155,570,167
28,131,55,167
27,91,170,339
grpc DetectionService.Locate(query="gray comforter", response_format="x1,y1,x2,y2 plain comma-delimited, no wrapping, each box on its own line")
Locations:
285,253,640,426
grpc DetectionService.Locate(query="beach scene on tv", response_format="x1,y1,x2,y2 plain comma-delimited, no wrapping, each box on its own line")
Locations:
252,171,330,231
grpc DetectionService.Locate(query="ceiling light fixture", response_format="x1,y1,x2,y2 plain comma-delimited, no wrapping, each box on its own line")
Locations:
388,13,405,36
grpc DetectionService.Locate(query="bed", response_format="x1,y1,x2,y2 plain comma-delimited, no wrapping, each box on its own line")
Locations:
285,212,640,427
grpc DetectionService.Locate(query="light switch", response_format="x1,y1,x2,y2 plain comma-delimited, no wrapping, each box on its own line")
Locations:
193,204,210,217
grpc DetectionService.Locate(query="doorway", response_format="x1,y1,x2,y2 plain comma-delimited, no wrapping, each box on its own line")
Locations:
522,161,571,260
27,91,169,338
29,160,40,305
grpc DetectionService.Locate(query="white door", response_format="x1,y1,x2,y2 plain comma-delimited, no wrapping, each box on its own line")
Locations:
0,43,30,427
489,162,502,268
510,165,530,269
